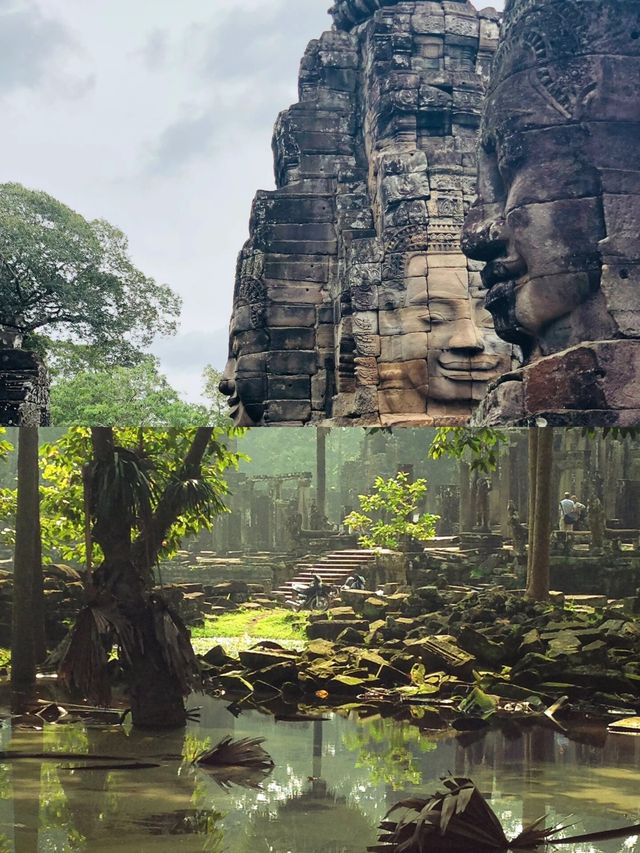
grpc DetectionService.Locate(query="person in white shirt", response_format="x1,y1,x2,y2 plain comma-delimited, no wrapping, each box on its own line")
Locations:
559,493,577,531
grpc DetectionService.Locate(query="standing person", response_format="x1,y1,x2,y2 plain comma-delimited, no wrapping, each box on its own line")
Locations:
559,493,577,531
571,495,586,529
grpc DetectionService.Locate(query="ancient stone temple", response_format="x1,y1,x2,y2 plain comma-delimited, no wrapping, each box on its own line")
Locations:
463,0,640,426
0,335,49,426
221,0,519,426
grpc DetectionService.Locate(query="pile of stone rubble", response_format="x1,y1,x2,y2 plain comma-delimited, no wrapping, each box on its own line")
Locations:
200,583,640,720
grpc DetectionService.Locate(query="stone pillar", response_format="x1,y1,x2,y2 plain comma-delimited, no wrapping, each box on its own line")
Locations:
316,427,328,529
459,461,473,532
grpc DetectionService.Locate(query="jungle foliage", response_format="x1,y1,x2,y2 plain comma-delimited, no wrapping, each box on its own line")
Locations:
0,427,244,569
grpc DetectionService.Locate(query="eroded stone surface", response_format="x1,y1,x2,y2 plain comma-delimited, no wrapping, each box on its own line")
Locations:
221,0,517,426
463,0,640,426
0,348,50,426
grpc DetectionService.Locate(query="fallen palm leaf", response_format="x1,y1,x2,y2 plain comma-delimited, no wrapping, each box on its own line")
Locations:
193,736,274,770
193,736,274,790
542,695,568,732
369,776,640,852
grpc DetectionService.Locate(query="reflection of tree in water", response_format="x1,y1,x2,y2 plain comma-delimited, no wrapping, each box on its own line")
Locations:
4,721,227,852
238,717,378,853
341,718,436,791
243,779,376,853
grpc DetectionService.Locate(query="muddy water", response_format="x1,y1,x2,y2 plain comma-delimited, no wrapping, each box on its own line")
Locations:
0,694,638,852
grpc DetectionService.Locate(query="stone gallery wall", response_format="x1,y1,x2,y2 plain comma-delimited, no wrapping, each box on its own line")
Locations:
222,0,519,426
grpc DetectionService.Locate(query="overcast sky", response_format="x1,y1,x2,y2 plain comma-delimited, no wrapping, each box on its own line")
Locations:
0,0,504,403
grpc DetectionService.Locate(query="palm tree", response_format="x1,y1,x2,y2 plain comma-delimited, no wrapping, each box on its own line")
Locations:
59,427,229,727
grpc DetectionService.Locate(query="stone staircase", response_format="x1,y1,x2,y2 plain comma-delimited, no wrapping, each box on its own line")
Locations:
273,549,378,602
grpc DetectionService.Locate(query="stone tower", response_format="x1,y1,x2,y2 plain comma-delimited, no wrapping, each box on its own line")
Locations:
0,346,49,426
221,0,517,426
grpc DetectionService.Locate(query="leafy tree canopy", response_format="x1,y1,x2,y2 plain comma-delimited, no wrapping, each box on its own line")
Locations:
0,183,180,353
0,426,245,566
201,364,236,425
428,427,508,474
344,471,438,551
49,355,223,427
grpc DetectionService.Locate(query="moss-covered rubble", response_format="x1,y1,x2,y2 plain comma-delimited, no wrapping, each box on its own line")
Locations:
199,584,640,723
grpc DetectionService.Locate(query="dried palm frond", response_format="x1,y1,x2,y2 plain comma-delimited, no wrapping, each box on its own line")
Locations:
194,736,274,770
370,777,640,852
198,764,274,791
151,597,202,695
57,606,115,707
193,736,275,791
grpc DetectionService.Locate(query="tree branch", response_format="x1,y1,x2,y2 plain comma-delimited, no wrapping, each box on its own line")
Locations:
131,428,214,577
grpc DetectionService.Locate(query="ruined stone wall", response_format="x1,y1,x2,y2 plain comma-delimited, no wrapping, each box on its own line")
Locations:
0,349,50,426
222,0,517,426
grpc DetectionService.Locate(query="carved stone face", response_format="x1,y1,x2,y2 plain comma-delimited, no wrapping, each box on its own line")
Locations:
426,288,513,406
462,0,640,360
219,350,267,427
378,253,513,415
219,251,269,426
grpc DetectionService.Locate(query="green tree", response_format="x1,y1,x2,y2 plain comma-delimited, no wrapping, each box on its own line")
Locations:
0,183,180,356
344,472,438,551
54,426,243,727
201,364,232,424
428,427,508,474
50,356,212,426
430,427,554,602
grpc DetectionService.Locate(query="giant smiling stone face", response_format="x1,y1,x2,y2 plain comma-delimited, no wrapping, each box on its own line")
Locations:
462,0,640,362
378,250,514,419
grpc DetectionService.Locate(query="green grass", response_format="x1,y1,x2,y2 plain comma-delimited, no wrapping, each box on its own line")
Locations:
191,608,309,642
0,648,10,669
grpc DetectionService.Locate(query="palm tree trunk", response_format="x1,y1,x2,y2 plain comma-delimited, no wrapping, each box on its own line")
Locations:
526,428,553,601
11,427,42,686
526,429,538,578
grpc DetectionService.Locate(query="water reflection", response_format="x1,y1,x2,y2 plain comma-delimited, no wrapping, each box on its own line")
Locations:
0,693,638,852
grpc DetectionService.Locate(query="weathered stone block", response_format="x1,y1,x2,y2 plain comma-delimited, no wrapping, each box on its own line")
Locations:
268,351,317,375
265,400,312,423
269,328,317,350
267,375,311,400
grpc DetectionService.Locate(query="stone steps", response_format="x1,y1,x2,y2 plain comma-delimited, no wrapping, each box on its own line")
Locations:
274,549,377,600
